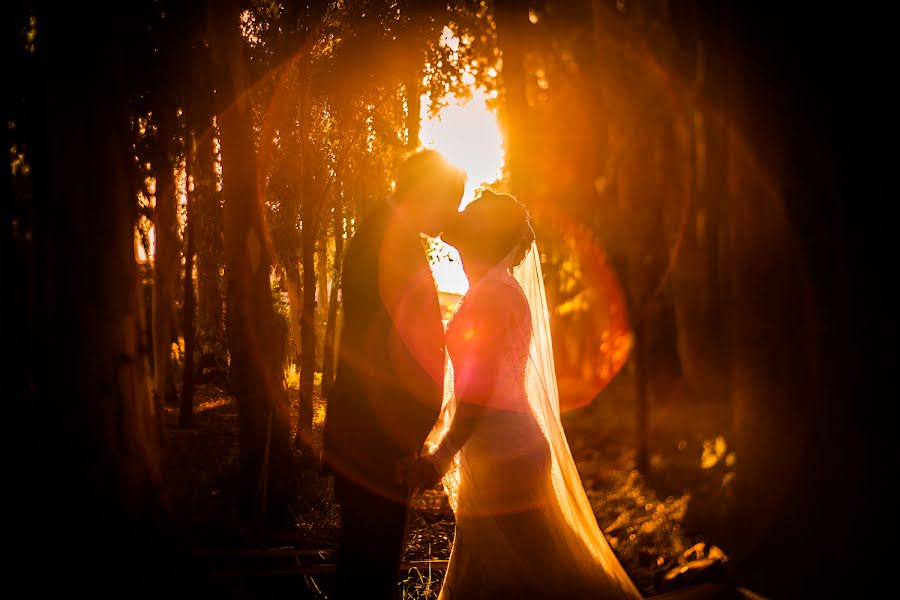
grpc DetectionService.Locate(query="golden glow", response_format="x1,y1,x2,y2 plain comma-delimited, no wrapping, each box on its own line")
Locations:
421,89,504,295
439,26,460,52
420,89,504,208
196,398,229,413
431,258,470,296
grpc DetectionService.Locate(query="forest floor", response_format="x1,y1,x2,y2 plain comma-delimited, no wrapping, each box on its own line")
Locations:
161,379,736,599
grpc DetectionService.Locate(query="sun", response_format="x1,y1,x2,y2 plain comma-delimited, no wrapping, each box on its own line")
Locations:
420,89,504,208
421,89,505,296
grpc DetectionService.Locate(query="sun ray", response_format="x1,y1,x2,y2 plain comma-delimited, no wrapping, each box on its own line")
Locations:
421,90,504,295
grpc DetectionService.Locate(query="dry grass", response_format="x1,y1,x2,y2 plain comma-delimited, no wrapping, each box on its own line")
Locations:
162,382,732,597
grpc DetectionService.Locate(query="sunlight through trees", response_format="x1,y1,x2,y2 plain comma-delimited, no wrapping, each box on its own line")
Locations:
3,1,882,597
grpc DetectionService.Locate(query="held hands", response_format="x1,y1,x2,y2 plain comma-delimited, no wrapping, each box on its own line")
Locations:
396,454,444,492
396,440,458,492
411,455,444,491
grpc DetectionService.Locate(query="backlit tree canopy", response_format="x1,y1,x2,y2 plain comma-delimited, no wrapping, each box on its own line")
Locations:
3,1,884,598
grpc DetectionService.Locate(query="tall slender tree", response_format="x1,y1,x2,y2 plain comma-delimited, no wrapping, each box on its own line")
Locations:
19,1,163,588
297,83,319,449
180,130,197,428
194,119,226,363
208,0,293,523
493,0,531,200
151,106,181,412
321,195,344,399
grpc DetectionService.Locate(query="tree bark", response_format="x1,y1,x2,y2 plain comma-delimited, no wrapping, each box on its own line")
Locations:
195,137,225,354
152,109,180,412
180,133,197,428
285,265,303,367
209,0,293,524
298,201,317,449
197,247,224,340
19,2,162,587
715,3,887,596
493,0,530,199
296,79,317,451
321,197,344,399
1,8,25,404
316,232,329,356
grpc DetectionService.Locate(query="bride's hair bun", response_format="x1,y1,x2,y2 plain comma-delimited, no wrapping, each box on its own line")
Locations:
442,190,535,268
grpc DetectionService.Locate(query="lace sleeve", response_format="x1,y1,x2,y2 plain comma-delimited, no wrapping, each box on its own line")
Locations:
452,280,530,407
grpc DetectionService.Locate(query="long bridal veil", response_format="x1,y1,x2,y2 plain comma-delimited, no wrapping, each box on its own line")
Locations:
426,241,642,598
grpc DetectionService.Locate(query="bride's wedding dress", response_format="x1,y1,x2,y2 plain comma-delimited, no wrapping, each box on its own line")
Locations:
427,243,642,600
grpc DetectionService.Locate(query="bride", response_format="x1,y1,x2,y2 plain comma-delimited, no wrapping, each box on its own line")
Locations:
412,190,643,600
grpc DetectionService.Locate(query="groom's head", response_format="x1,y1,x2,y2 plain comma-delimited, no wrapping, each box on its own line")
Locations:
394,149,465,237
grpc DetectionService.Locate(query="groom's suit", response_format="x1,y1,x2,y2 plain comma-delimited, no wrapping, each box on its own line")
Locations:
324,199,445,599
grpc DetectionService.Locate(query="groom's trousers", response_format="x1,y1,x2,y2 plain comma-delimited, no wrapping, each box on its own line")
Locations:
334,473,410,600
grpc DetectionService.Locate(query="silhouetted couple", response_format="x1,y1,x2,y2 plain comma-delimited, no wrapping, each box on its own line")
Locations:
324,150,642,599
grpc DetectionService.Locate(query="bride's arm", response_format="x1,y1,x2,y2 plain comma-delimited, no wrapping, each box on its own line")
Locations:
426,399,490,476
425,282,527,476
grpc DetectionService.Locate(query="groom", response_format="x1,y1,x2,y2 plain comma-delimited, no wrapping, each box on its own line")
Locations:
324,149,464,599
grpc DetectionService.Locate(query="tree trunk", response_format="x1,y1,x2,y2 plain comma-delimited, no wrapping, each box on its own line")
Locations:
197,247,224,339
716,3,887,596
316,233,329,361
296,78,318,451
19,3,162,587
180,133,197,428
724,87,818,600
152,108,180,412
297,204,317,449
690,23,732,410
209,0,293,524
633,329,651,474
321,197,344,398
494,0,530,199
195,118,225,351
285,265,303,367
